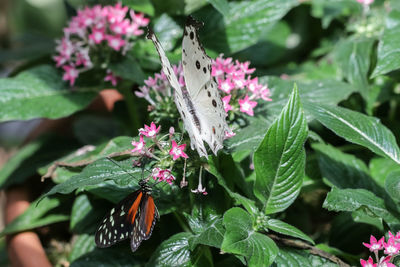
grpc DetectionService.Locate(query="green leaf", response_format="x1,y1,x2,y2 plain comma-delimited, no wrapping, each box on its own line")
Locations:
305,103,400,164
154,14,183,51
334,38,374,99
206,0,229,16
147,232,193,267
266,219,315,245
385,170,400,202
224,117,273,153
42,158,141,198
0,65,97,122
259,77,358,120
369,157,400,187
189,218,225,250
70,194,107,234
0,196,70,237
271,247,338,267
372,10,400,77
221,208,278,267
200,0,298,53
71,246,143,267
226,78,356,153
39,136,132,184
310,0,361,28
312,143,383,196
323,187,400,226
254,85,308,214
206,158,258,214
69,234,96,262
109,56,145,84
122,0,155,15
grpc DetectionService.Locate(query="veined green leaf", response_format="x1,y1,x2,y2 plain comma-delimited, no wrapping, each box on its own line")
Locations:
323,187,400,226
221,208,278,267
0,65,97,122
266,219,314,245
334,38,374,99
69,234,96,263
385,170,400,202
200,0,298,53
254,85,308,214
42,158,141,198
372,10,400,77
312,143,383,196
147,232,193,267
271,247,338,267
305,102,400,164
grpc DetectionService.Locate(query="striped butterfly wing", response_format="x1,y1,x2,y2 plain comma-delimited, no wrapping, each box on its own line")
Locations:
95,190,144,248
131,193,159,252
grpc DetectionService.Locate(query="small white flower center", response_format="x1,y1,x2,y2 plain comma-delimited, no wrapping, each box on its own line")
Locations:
94,32,103,41
111,39,119,48
241,102,251,111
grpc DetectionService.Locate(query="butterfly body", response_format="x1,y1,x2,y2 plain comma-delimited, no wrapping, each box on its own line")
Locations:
95,179,159,252
147,16,229,158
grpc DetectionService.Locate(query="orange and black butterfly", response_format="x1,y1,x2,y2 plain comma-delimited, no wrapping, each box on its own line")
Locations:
95,179,159,252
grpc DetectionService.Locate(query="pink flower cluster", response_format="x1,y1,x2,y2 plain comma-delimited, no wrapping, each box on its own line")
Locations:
151,168,175,185
136,56,271,117
361,232,400,267
212,55,271,116
131,122,190,185
54,3,149,86
136,64,185,106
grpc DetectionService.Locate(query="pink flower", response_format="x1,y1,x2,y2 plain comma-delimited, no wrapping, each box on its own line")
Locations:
130,10,150,27
157,169,175,185
383,237,400,255
62,65,79,86
139,122,161,138
236,60,255,74
238,95,257,116
131,135,146,154
231,72,246,89
106,2,128,24
107,35,125,51
222,95,233,112
218,77,235,94
360,257,376,267
110,19,130,35
388,231,400,242
151,167,162,180
225,130,236,139
357,0,374,5
169,140,188,160
379,256,396,267
363,235,384,252
89,28,106,44
259,86,272,101
247,77,261,93
144,76,158,87
104,69,120,86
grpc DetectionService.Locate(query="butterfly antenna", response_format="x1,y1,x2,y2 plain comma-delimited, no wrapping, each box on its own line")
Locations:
106,157,137,180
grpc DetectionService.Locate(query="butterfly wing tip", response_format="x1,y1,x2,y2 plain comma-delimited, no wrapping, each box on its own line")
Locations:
186,15,204,28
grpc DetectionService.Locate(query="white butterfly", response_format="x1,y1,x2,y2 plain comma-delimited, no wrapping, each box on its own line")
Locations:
147,16,229,158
